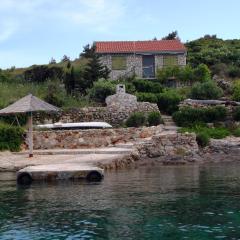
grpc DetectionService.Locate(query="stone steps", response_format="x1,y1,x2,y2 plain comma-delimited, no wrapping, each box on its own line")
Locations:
162,115,177,128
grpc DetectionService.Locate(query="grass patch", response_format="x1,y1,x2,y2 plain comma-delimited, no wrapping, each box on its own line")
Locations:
180,125,230,139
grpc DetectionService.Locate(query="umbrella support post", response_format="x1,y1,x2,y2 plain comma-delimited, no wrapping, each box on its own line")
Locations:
28,113,33,158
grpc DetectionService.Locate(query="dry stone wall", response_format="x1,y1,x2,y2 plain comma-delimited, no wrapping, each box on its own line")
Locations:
34,103,159,127
135,132,199,158
32,125,163,149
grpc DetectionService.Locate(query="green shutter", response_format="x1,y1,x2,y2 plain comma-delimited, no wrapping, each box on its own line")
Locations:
163,56,178,66
112,56,127,70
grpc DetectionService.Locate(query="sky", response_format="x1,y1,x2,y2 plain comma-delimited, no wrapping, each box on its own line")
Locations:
0,0,239,69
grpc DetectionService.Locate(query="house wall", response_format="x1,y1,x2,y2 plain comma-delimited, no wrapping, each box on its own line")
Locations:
100,54,142,80
100,53,186,80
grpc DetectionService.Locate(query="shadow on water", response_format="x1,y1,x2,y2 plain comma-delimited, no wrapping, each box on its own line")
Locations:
1,163,240,239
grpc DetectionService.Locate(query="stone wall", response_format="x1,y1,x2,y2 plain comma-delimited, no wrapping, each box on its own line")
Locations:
32,125,163,149
100,54,142,80
100,53,187,80
35,103,159,127
35,86,159,126
178,54,187,66
135,132,199,159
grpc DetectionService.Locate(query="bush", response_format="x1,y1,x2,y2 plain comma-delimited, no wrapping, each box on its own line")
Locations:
232,128,240,137
228,65,240,78
0,123,24,151
232,80,240,101
44,81,64,107
196,133,210,147
88,80,115,103
173,106,227,127
132,79,163,93
193,64,211,82
148,112,162,126
126,112,146,127
0,114,27,126
136,93,158,103
156,64,211,83
233,106,240,121
181,125,230,147
190,81,223,100
156,66,181,83
157,90,183,114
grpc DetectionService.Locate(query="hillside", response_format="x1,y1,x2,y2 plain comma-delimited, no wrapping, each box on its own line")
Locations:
186,36,240,78
0,35,240,113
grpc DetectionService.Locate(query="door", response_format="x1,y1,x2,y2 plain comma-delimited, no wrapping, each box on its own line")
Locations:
142,55,155,78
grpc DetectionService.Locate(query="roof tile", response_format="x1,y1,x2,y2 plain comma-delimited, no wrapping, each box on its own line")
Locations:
96,40,186,53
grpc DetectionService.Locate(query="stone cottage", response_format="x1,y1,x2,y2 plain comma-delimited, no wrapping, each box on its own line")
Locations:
95,39,187,80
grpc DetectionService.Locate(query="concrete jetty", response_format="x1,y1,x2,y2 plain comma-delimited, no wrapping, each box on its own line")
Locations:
0,145,134,184
17,164,104,185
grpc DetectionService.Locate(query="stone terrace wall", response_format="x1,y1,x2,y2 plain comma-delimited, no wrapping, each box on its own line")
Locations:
34,103,159,127
136,132,199,158
32,125,163,149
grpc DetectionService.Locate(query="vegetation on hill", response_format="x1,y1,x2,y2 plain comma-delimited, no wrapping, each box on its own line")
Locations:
0,35,240,117
186,35,240,78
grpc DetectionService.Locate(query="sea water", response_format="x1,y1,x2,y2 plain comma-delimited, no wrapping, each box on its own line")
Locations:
1,162,240,239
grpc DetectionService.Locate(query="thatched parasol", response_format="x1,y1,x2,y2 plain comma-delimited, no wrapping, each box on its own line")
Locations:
0,94,60,157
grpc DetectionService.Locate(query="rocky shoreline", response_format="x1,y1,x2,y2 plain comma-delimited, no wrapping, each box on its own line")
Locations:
1,131,240,178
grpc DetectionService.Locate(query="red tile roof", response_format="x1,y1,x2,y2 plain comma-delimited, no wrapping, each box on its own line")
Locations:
95,40,186,54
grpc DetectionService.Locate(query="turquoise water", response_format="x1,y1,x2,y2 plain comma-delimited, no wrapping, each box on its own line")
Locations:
1,163,240,239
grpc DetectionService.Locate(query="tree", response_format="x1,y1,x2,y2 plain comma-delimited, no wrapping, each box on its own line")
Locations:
24,65,64,83
49,58,56,64
162,31,178,40
61,55,70,62
64,67,75,95
66,61,71,69
81,44,110,93
80,44,96,58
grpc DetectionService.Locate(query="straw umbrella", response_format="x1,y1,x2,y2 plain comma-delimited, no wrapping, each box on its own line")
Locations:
0,94,60,157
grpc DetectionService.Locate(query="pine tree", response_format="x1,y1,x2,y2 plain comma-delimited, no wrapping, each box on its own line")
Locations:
162,31,178,40
49,58,56,64
64,67,75,95
61,55,70,62
80,44,110,93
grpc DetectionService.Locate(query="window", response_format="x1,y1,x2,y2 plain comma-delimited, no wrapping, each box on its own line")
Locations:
163,55,178,67
112,56,127,70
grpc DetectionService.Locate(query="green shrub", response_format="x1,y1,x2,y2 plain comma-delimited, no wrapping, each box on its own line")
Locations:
228,65,240,78
206,127,230,139
196,133,210,147
232,80,240,101
148,112,162,126
44,80,64,107
136,93,158,103
0,123,24,151
193,64,211,82
190,81,223,100
88,80,115,103
233,106,240,121
157,90,183,114
181,125,230,147
232,128,240,137
132,79,163,93
126,112,146,127
156,64,211,83
173,106,227,127
0,114,27,126
156,66,181,83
